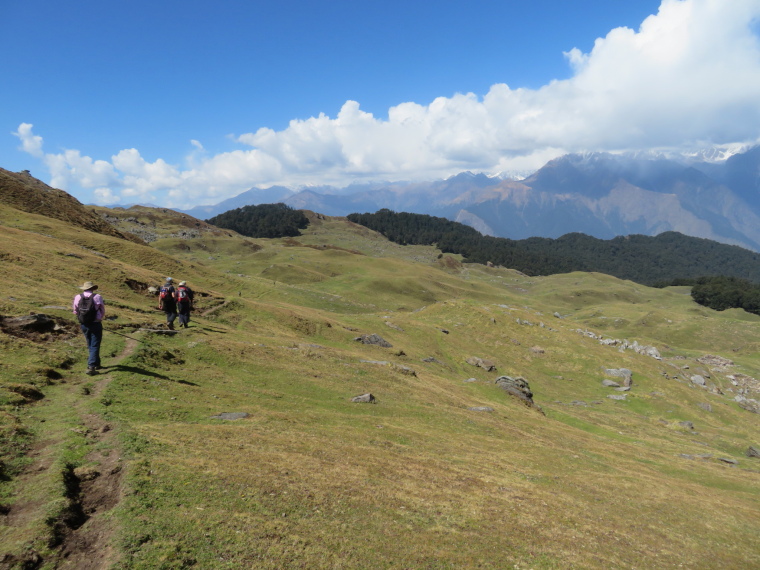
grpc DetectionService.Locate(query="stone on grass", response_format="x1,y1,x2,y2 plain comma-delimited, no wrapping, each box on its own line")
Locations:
495,376,540,412
466,357,496,372
698,402,713,412
678,421,695,430
690,375,707,387
718,457,738,465
351,393,376,404
211,412,250,420
468,406,494,412
1,314,56,333
355,334,392,347
604,368,633,387
463,378,478,383
747,446,760,458
607,394,627,401
602,379,621,388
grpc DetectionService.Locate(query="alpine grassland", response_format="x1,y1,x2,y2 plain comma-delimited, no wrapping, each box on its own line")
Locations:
0,194,759,568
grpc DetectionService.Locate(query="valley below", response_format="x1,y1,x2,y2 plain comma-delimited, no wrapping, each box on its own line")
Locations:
0,177,759,569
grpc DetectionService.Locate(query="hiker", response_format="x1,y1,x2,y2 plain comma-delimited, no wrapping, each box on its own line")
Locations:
176,280,195,328
158,277,178,330
72,281,105,375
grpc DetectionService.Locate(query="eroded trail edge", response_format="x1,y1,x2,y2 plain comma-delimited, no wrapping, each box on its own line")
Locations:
51,336,139,570
1,336,139,570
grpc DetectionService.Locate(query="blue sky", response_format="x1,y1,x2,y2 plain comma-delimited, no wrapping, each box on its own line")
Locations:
3,0,760,208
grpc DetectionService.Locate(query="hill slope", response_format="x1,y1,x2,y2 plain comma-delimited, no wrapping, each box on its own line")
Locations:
0,167,144,244
0,185,759,568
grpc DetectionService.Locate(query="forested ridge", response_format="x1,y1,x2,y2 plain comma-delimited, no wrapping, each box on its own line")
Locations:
347,209,760,286
207,203,309,238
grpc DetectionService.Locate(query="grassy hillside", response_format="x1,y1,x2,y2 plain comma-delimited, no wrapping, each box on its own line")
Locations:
1,198,759,569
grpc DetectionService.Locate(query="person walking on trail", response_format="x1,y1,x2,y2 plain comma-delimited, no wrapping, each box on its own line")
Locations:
73,281,105,375
176,280,195,328
159,277,178,330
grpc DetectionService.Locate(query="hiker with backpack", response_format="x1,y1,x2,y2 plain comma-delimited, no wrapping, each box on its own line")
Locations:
159,277,178,330
176,280,195,328
72,281,105,375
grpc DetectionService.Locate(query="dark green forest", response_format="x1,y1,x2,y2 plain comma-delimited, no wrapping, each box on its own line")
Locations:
688,276,760,315
207,203,309,238
347,209,760,286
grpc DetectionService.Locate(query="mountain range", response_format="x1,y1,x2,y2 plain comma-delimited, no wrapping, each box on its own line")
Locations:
182,146,760,251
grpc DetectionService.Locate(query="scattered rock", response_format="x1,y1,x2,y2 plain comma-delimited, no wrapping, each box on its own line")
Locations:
439,329,449,334
735,397,760,414
602,379,621,388
697,355,734,368
530,346,545,354
746,446,760,458
210,412,250,420
697,403,712,412
1,314,56,333
392,364,416,376
463,378,478,383
468,406,494,412
604,368,633,387
422,357,446,365
607,394,627,401
718,457,738,465
690,375,707,387
466,357,496,372
351,393,376,404
384,321,404,331
355,334,392,347
495,376,540,411
614,387,631,392
678,421,695,430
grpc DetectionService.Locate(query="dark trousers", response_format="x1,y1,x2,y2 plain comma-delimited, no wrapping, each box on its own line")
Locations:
164,305,177,325
80,321,103,368
178,302,191,326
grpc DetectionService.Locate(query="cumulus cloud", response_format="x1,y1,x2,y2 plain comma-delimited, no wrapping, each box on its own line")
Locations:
13,123,43,157
14,0,760,208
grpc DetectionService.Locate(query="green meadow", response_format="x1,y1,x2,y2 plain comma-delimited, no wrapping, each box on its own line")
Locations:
0,204,759,569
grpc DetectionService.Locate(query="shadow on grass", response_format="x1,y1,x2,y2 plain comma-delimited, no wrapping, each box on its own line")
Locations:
103,364,200,386
194,325,228,334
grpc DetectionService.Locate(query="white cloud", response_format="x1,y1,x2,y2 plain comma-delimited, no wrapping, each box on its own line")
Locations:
13,123,43,157
14,0,760,208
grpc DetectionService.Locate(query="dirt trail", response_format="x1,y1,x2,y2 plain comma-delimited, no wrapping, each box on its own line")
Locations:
0,336,139,570
52,336,138,570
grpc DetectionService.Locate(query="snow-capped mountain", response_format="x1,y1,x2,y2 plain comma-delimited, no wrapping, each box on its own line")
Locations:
179,145,760,252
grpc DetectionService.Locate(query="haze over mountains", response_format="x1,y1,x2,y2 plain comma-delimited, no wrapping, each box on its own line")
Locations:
182,145,760,252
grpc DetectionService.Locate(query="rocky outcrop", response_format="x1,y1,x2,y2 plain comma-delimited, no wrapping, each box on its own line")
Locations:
351,393,376,403
604,368,633,387
355,334,392,347
495,376,541,413
467,357,496,372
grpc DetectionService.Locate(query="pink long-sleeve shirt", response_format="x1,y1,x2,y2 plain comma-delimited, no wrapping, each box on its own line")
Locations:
72,291,106,322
